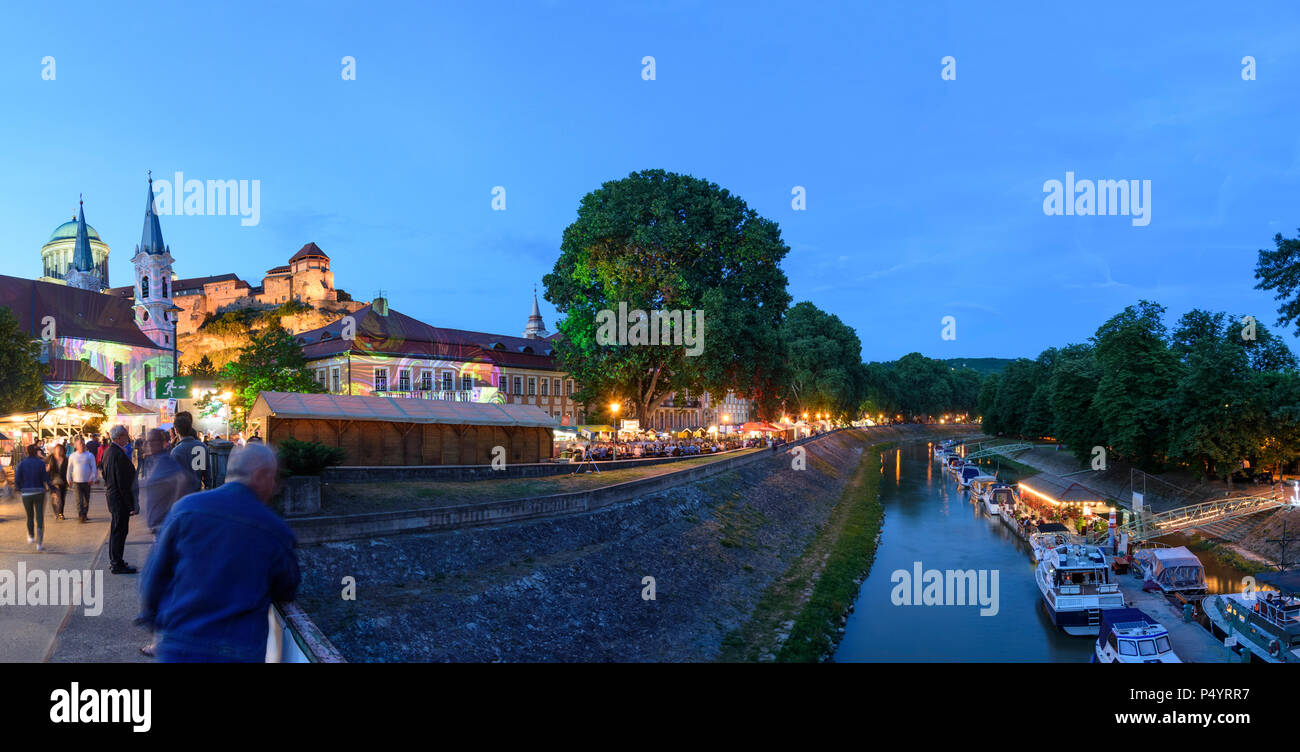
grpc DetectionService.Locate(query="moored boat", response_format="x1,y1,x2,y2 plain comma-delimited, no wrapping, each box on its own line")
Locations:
1035,541,1124,635
1202,570,1300,663
1092,608,1181,663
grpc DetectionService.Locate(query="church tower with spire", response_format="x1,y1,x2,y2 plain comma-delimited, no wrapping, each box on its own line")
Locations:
131,173,178,354
523,286,549,339
64,198,104,292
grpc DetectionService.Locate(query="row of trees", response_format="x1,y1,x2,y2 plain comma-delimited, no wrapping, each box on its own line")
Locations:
979,300,1300,481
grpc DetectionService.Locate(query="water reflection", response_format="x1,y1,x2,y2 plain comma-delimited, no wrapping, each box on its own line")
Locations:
834,442,1094,662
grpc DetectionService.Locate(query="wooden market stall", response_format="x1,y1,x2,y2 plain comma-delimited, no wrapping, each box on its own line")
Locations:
247,391,559,466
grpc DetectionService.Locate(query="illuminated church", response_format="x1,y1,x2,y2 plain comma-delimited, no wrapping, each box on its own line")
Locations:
1,178,179,432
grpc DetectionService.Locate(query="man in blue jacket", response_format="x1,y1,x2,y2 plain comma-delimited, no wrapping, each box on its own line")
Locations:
137,442,300,662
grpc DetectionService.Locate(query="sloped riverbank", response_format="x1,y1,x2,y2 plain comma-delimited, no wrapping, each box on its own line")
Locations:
294,426,965,661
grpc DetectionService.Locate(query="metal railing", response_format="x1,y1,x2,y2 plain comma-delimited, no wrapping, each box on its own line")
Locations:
373,389,473,402
1121,492,1287,542
963,442,1034,460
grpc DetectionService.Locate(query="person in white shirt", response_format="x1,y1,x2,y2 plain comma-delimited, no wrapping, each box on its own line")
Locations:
67,436,98,522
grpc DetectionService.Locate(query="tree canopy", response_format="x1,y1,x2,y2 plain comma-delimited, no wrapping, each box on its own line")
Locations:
544,170,791,423
0,307,46,415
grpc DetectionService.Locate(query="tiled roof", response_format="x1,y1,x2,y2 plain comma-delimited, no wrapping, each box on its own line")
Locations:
297,304,562,370
45,358,115,385
289,242,328,262
0,275,166,351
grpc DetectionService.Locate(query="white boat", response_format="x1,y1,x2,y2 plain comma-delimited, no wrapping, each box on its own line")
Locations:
1093,608,1181,663
956,464,983,488
967,475,998,509
1028,522,1079,562
980,482,1017,516
1035,541,1125,635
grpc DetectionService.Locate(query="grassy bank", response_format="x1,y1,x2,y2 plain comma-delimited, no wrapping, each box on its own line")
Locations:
718,438,891,662
966,454,1041,484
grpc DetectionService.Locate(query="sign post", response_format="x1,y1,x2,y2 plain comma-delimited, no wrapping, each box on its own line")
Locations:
156,375,193,400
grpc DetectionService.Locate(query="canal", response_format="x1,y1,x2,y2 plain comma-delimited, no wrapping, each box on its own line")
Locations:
834,441,1095,662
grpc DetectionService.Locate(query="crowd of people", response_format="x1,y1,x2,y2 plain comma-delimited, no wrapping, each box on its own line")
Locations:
567,434,788,461
5,411,298,663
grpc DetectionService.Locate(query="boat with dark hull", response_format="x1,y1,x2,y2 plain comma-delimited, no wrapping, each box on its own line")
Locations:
1035,542,1124,635
1203,570,1300,663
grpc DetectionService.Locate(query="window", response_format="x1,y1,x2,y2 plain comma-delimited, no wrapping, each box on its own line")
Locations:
399,369,411,391
513,376,522,395
114,362,124,399
540,379,548,396
144,365,152,398
567,380,574,396
374,368,388,392
461,374,473,391
316,368,326,385
528,378,536,396
553,379,561,397
141,276,150,299
162,277,169,298
331,367,341,393
420,371,432,391
442,371,453,391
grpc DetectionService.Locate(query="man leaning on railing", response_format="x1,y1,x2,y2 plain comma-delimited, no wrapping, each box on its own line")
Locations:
136,443,300,662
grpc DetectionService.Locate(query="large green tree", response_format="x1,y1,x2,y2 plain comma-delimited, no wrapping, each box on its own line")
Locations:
779,301,865,421
1049,344,1106,464
220,326,324,415
1253,228,1300,335
0,307,46,415
1092,301,1181,470
1166,310,1257,483
543,170,791,423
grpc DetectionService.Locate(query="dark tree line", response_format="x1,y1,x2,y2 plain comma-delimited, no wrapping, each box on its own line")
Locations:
979,300,1300,483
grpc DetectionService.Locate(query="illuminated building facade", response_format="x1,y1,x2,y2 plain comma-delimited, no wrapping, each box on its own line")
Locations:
297,297,586,425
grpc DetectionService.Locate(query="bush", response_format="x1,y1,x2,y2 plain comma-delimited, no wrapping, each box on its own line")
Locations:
277,437,347,476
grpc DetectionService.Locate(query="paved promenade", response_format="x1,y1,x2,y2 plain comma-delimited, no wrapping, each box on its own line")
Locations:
0,485,154,662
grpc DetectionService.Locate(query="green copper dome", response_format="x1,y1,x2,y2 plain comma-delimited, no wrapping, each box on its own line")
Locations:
48,220,101,243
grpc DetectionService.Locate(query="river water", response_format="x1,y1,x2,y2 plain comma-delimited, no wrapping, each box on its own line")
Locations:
834,442,1096,662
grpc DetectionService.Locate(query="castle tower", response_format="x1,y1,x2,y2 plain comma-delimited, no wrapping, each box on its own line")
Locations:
64,198,104,292
523,286,549,339
131,174,178,352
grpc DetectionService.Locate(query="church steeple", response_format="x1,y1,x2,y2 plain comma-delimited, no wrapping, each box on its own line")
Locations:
65,197,101,292
131,172,178,359
138,171,167,255
523,285,549,339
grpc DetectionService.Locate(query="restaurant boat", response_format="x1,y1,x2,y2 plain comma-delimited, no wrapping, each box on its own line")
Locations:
1202,570,1300,663
1092,608,1181,663
1035,541,1125,635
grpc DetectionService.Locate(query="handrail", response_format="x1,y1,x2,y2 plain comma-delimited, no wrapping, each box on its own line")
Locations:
1121,492,1286,542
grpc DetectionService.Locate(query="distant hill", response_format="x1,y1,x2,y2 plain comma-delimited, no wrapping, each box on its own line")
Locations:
941,357,1015,376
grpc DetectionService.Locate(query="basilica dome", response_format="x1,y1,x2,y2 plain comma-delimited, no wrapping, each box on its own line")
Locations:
48,219,103,243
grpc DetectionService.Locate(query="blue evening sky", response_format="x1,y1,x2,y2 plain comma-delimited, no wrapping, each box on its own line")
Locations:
1,1,1297,361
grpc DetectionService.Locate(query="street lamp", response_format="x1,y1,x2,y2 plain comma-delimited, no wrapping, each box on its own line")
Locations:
610,402,620,460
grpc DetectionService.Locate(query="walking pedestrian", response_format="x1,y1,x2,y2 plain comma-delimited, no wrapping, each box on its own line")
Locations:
46,443,69,520
169,411,208,490
15,444,50,551
102,425,138,574
68,436,97,522
137,428,199,658
138,443,300,662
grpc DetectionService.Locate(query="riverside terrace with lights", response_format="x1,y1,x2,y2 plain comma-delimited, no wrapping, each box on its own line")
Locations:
290,293,754,438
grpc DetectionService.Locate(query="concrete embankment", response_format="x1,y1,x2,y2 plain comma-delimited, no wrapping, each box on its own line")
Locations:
295,424,966,661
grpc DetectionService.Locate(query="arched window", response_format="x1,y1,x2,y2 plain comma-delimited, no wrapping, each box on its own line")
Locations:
141,276,150,299
162,277,169,298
